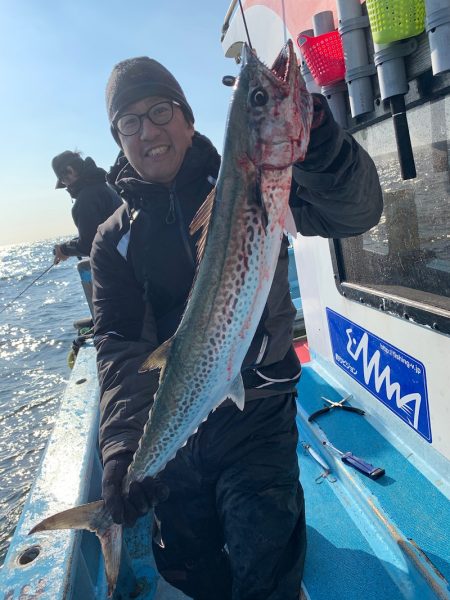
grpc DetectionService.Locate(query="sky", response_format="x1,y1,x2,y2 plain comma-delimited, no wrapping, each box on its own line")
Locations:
0,0,240,246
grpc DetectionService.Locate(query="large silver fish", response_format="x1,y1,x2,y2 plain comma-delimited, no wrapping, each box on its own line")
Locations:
29,40,313,595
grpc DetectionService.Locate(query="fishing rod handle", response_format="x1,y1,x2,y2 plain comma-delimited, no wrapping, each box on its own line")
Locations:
390,95,416,181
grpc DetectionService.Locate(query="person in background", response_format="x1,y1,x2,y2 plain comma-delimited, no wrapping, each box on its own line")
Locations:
51,151,122,319
91,57,383,600
51,151,122,264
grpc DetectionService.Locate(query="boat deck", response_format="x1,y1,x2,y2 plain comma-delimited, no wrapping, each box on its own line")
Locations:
0,344,448,599
297,363,450,600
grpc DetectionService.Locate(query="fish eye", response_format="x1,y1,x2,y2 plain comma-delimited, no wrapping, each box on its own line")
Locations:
250,87,268,107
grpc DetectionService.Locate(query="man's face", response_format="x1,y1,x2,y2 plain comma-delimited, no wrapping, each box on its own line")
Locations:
60,166,79,187
117,96,194,185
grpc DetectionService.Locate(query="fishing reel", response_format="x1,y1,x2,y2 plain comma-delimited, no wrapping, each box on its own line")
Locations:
222,75,236,87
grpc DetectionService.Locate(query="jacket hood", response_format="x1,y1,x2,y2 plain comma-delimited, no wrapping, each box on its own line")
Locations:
108,132,220,209
66,157,107,198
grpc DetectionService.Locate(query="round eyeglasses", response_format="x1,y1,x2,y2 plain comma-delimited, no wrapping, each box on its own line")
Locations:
115,100,180,136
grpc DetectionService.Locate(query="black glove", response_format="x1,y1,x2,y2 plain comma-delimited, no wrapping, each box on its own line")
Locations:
296,94,342,173
102,453,169,526
125,477,170,526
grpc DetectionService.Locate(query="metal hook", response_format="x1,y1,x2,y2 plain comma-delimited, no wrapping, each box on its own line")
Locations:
315,470,337,484
301,441,337,484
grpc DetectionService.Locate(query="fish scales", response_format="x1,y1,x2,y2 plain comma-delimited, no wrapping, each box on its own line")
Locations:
129,167,284,482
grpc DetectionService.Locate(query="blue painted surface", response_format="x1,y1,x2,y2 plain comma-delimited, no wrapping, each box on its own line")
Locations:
326,308,431,442
292,297,303,312
299,453,404,600
1,346,449,599
0,346,162,600
288,247,304,330
79,269,92,283
297,363,450,599
288,246,301,302
0,345,104,599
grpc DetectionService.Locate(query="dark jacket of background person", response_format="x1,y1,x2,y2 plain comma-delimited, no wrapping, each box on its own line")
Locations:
91,95,383,465
59,157,122,257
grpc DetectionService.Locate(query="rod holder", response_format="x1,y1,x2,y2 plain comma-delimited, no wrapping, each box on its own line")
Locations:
374,40,418,180
299,29,322,94
322,81,349,127
337,0,376,117
374,39,417,99
313,10,348,128
313,10,335,34
425,0,450,75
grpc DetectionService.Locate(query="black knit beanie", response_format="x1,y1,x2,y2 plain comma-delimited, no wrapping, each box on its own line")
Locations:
106,57,195,138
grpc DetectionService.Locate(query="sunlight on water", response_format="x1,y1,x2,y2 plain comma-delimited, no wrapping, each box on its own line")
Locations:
0,238,88,564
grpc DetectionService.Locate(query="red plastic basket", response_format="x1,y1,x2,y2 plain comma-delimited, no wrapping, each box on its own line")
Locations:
297,31,346,86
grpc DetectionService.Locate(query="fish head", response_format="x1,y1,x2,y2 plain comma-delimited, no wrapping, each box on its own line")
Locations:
236,40,313,169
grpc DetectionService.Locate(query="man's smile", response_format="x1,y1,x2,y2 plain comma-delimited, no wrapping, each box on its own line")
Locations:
145,145,170,158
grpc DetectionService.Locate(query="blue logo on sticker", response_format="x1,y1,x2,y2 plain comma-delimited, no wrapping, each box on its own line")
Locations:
326,308,431,442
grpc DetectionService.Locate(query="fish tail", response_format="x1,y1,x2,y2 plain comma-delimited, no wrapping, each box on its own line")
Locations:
29,500,122,597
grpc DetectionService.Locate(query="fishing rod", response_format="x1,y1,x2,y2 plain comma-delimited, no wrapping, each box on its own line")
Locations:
0,263,54,315
238,0,253,50
221,0,253,87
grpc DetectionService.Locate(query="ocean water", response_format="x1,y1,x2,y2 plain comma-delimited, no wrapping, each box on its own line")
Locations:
0,238,89,565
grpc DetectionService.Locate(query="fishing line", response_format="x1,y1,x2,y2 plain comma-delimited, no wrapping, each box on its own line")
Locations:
238,0,253,50
0,263,54,315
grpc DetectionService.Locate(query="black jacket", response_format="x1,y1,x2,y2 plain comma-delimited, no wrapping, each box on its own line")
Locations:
60,157,122,257
91,96,383,464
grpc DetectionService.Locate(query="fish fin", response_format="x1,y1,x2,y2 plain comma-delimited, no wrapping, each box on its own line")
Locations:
284,206,297,238
28,500,106,534
227,373,246,411
99,524,123,597
190,187,216,264
139,337,173,374
29,500,123,597
190,187,215,235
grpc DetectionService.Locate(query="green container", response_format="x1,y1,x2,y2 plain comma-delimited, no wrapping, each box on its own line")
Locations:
366,0,426,44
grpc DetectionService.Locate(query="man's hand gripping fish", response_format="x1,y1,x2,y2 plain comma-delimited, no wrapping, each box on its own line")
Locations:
29,40,313,596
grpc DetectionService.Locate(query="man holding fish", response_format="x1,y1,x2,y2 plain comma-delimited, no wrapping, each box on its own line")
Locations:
32,42,382,599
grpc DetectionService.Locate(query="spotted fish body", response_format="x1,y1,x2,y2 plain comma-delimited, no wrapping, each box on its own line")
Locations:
29,40,313,596
127,40,313,484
